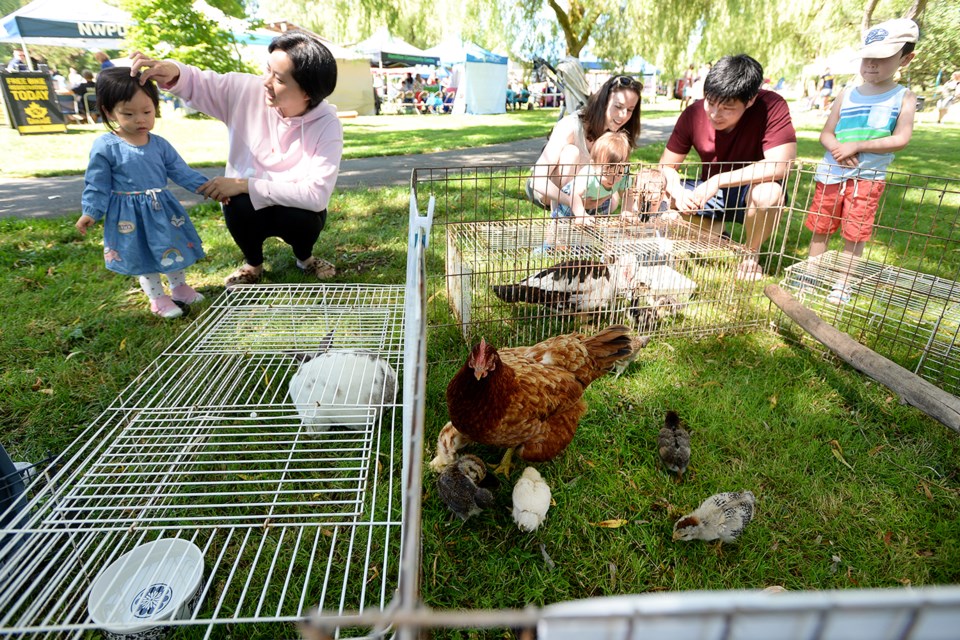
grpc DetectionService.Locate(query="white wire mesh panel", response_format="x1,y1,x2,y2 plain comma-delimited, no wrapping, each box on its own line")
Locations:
781,249,960,395
0,284,407,637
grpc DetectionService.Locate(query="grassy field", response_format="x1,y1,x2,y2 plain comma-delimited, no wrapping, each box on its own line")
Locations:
1,110,958,638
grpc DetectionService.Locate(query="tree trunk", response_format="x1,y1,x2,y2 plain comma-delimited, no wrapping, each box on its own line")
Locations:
861,0,879,30
905,0,927,25
547,0,589,57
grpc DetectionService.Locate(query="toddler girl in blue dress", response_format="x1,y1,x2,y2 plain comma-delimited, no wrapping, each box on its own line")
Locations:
76,67,210,319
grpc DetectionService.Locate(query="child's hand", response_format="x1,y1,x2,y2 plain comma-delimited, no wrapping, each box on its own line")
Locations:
75,215,96,235
570,193,586,218
198,177,248,202
830,142,860,167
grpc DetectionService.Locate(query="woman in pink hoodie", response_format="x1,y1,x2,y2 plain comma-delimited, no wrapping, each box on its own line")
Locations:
130,31,343,287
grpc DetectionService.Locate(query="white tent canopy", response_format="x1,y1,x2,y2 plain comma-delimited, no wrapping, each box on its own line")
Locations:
424,39,507,115
803,47,861,78
0,0,130,50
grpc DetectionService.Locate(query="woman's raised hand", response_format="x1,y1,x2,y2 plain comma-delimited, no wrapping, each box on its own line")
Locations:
128,52,180,87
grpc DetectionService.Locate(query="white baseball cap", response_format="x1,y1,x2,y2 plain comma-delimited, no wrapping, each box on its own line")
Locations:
858,19,919,59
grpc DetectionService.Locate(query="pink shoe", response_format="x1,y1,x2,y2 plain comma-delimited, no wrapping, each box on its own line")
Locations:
171,284,204,304
150,295,183,319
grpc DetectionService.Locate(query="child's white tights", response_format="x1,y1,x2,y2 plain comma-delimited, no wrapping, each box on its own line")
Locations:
138,270,187,300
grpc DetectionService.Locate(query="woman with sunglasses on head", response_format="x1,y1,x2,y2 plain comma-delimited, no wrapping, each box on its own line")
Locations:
527,74,642,213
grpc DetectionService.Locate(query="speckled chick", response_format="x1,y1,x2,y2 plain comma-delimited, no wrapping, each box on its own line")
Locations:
673,490,755,543
512,467,552,532
657,410,691,481
437,454,495,521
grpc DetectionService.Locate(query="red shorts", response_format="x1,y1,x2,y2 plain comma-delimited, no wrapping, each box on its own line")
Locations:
804,179,885,242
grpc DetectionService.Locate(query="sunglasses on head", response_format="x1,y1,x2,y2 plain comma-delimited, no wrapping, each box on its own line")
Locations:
612,75,641,90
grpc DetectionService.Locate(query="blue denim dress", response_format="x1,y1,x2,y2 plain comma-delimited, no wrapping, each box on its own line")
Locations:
81,133,207,276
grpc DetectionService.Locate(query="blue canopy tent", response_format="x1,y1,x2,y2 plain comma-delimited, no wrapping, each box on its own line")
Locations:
0,0,131,68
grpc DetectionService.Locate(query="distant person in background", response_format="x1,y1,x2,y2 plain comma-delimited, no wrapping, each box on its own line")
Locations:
95,51,115,70
6,49,27,72
50,67,68,91
426,90,444,114
72,70,98,119
936,70,960,124
401,72,415,103
818,67,835,110
691,62,710,101
680,64,695,110
68,67,84,86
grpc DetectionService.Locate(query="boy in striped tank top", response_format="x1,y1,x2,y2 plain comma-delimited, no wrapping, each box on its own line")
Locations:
805,18,918,304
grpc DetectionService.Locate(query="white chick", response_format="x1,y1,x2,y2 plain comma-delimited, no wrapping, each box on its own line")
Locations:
288,351,397,432
672,490,755,544
512,467,551,533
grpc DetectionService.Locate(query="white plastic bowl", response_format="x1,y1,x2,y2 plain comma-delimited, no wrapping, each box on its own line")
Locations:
88,538,204,639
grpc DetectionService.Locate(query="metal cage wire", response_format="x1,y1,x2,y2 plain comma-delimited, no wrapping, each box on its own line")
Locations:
0,283,414,638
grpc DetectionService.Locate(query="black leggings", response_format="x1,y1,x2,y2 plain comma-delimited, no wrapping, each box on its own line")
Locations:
222,194,326,266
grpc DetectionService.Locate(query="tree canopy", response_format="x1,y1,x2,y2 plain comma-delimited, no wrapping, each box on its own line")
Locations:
2,0,953,87
122,0,255,74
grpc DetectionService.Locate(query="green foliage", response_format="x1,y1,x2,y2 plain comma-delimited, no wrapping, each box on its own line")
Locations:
908,1,960,89
256,0,952,90
122,0,256,74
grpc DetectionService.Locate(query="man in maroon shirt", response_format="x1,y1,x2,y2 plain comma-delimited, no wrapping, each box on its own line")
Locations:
659,54,797,280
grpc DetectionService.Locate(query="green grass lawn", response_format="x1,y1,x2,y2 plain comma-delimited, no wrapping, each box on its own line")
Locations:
1,105,958,638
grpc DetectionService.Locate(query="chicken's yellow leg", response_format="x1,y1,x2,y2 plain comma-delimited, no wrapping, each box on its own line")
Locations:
491,447,516,477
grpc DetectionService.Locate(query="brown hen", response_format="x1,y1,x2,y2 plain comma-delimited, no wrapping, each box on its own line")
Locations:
430,325,635,475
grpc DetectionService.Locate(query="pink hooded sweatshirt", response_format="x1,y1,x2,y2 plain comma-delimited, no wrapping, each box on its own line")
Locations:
165,62,343,212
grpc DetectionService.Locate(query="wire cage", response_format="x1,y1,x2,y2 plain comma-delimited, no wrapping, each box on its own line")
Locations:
417,159,960,398
430,162,779,351
0,283,415,638
775,164,960,396
397,162,960,638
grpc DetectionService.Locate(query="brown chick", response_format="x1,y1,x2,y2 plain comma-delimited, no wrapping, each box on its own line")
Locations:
436,454,495,521
657,410,691,482
672,490,756,544
433,325,635,476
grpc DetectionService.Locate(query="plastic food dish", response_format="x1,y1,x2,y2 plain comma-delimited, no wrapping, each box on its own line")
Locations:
88,538,204,639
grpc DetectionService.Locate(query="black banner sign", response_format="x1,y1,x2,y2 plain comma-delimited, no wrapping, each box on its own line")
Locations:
0,72,67,134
